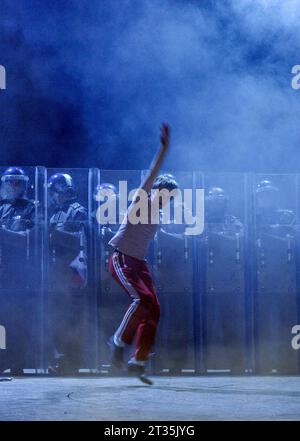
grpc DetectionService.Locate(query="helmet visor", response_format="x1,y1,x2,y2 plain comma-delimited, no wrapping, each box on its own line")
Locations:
1,174,29,199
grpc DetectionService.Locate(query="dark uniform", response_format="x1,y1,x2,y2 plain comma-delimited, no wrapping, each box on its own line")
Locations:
48,173,88,375
149,176,196,374
255,180,297,234
254,179,298,373
0,167,35,375
256,208,296,236
201,186,246,372
204,186,243,235
0,198,34,232
92,183,124,369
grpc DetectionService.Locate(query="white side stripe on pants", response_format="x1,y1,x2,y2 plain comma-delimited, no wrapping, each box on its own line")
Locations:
112,253,141,345
112,253,140,300
114,299,140,346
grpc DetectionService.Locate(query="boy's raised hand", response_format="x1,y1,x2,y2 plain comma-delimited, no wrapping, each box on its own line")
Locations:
160,123,170,150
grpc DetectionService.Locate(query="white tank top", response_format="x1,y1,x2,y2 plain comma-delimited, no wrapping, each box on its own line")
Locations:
108,199,159,260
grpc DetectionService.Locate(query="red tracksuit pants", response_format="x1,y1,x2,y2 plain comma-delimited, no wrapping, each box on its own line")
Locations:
109,250,160,361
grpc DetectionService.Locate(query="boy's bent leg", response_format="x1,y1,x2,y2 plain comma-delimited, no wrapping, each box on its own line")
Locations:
109,252,153,348
134,301,160,362
114,299,150,347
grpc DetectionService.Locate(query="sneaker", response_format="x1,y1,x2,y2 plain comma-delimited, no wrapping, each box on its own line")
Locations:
48,365,64,376
127,363,153,385
48,358,79,376
10,368,25,376
48,364,78,376
107,336,124,369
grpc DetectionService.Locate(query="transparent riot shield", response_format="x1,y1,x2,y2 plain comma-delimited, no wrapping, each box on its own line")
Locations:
96,170,143,373
0,165,45,374
151,171,198,374
253,174,299,373
200,173,248,373
45,168,97,374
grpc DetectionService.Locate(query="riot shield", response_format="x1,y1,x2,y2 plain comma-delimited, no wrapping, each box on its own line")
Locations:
200,173,248,373
45,168,97,374
152,171,198,374
96,170,143,373
0,165,45,374
253,174,299,373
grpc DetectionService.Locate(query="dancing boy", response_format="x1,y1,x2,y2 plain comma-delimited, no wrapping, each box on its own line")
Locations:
108,123,179,384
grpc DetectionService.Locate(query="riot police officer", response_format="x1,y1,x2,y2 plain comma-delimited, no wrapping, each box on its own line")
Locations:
93,182,127,370
93,182,120,244
47,173,88,375
205,186,243,234
0,167,35,375
254,179,298,373
0,167,34,231
255,179,296,234
201,186,245,373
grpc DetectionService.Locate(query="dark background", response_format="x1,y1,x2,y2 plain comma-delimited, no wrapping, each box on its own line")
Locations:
1,0,300,172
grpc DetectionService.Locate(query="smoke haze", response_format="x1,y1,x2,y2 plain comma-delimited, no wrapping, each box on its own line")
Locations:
1,0,300,172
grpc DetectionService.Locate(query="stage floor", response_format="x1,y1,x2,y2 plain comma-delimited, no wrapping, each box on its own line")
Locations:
0,375,300,421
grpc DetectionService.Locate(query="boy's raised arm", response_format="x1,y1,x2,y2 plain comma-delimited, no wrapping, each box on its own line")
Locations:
139,123,170,194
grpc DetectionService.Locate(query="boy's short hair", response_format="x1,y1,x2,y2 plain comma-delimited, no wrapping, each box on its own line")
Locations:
152,174,179,192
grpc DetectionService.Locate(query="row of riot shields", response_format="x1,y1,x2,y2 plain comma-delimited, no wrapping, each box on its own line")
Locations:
0,168,300,375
